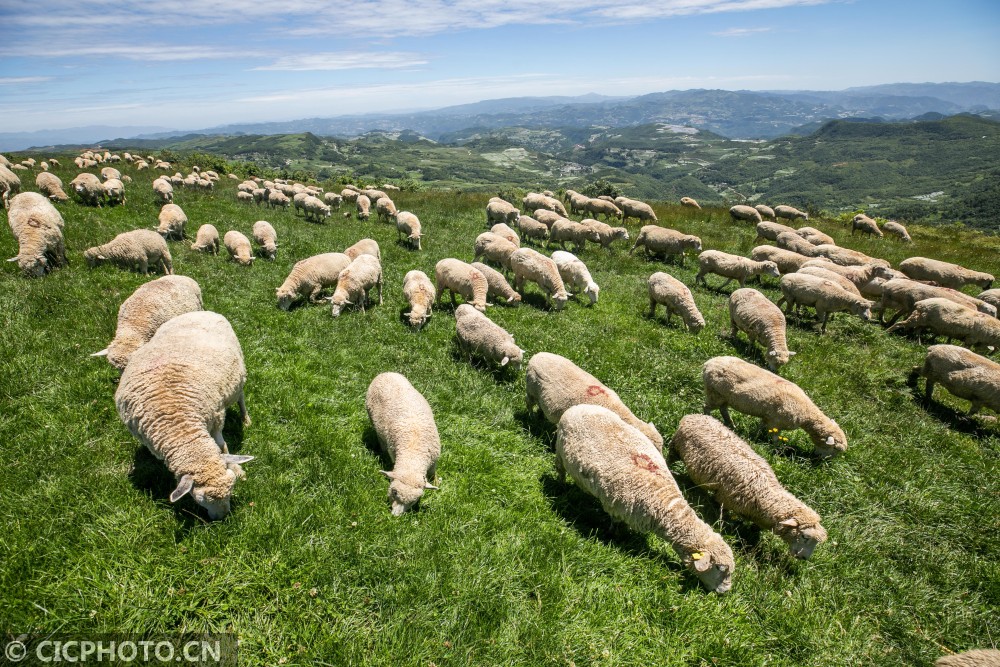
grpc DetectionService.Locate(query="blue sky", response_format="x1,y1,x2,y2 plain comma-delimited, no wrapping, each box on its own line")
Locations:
1,0,998,132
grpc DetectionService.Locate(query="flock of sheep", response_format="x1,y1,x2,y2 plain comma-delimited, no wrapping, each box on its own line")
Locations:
3,147,999,663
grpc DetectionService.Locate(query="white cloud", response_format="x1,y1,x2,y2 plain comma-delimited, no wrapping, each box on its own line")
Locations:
0,77,53,85
0,44,251,62
712,27,773,37
254,52,428,72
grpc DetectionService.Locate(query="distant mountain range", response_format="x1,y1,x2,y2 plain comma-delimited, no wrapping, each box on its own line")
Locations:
2,82,998,151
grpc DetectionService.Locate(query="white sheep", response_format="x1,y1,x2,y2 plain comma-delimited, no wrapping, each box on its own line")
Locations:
403,270,436,330
224,230,254,266
755,204,776,220
330,254,383,317
345,238,381,261
886,298,1000,350
630,225,702,265
4,192,67,277
523,192,568,216
356,194,372,221
934,649,1000,667
517,215,549,244
751,245,812,274
157,203,187,240
620,198,658,225
795,227,835,246
252,220,278,260
323,192,343,208
509,248,570,310
551,250,599,305
454,303,524,369
100,166,121,182
978,289,1000,313
85,229,172,275
471,262,521,305
532,209,567,229
190,224,220,254
474,232,517,270
776,231,818,257
729,205,762,224
555,404,734,593
647,272,705,332
1,163,22,202
580,218,629,251
695,250,780,289
877,278,996,325
755,221,796,242
584,198,623,221
392,211,421,250
548,219,602,252
35,172,69,202
70,172,105,206
303,195,332,222
487,199,520,226
899,257,994,291
917,344,1000,416
268,191,290,209
375,196,398,222
114,311,253,520
882,220,912,242
276,252,351,310
774,205,808,222
729,288,795,371
777,273,873,333
152,177,174,204
435,258,488,312
489,223,520,247
365,372,440,516
812,244,888,268
851,214,883,238
703,355,846,457
680,197,701,209
102,178,126,206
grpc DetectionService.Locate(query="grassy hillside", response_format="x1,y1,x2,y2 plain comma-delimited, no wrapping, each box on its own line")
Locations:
1,159,997,666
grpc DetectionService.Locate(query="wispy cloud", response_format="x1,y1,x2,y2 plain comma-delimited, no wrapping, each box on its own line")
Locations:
712,27,773,37
0,77,53,85
254,52,428,72
0,44,251,61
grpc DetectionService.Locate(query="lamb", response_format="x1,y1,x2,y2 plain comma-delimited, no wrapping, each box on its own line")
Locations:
755,204,776,220
774,205,808,222
355,194,372,221
935,650,1000,667
190,224,220,254
5,192,67,277
365,372,440,516
794,227,835,246
882,220,912,242
1,164,22,202
729,288,795,371
548,219,602,252
224,230,254,266
777,273,873,333
345,238,381,261
152,177,174,203
555,404,734,593
584,198,623,221
776,231,818,257
517,214,549,244
755,221,796,242
680,197,701,209
70,172,105,206
877,278,996,325
268,191,290,209
252,220,278,260
471,262,521,305
489,223,520,247
302,195,331,222
671,414,827,559
851,214,883,238
695,250,780,289
330,254,383,317
647,272,705,332
812,244,889,268
403,270,436,330
114,311,253,520
85,229,172,275
917,344,1000,415
91,275,203,371
35,172,69,202
454,304,524,369
751,246,811,274
102,178,126,206
551,250,599,305
620,199,658,225
157,203,187,240
629,225,702,265
899,257,994,291
375,196,398,222
509,248,570,310
886,298,1000,350
275,252,351,310
729,205,762,224
395,211,422,250
435,258,488,312
703,355,846,457
487,199,520,226
580,218,629,251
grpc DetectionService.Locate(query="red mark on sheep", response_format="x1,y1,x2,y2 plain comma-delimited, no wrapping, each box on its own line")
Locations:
631,453,659,472
586,385,607,397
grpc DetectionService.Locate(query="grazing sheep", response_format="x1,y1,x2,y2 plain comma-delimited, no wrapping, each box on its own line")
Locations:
474,232,518,270
487,199,520,226
454,304,524,369
886,298,1000,350
435,258,488,312
532,209,567,229
729,288,795,371
755,204,776,220
934,649,1000,667
268,191,290,209
114,311,253,520
548,219,602,252
100,166,121,182
4,192,67,277
755,221,796,242
472,262,521,305
291,191,310,216
703,356,846,458
509,248,570,310
729,205,762,224
647,272,705,333
585,198,623,221
851,214,883,238
800,260,893,292
375,196,398,222
323,192,343,208
777,273,873,333
152,177,174,204
403,270,436,330
695,250,780,289
580,218,629,251
330,254,383,317
978,289,1000,313
190,224,220,254
774,205,808,222
526,352,664,451
630,225,702,265
91,275,203,371
797,265,863,296
680,197,701,209
1,164,22,202
355,194,372,221
671,414,827,559
224,231,254,266
620,198,658,225
344,238,381,262
877,278,996,325
395,211,422,250
85,229,172,275
303,195,332,222
276,252,351,310
523,192,568,216
69,172,105,206
252,220,277,260
237,191,254,204
751,245,813,274
917,344,1000,415
555,404,734,593
102,178,126,206
365,372,440,516
363,188,388,204
812,244,889,268
882,220,912,242
517,214,549,244
157,203,187,240
340,188,360,203
567,192,591,216
489,223,520,247
551,250,599,305
35,172,69,202
795,227,835,246
899,257,994,291
776,231,818,257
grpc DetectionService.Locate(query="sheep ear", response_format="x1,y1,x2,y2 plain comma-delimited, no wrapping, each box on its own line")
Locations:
825,436,836,445
692,553,713,572
90,348,109,357
501,356,510,366
788,351,797,357
424,482,439,490
7,257,19,262
223,454,254,465
768,350,777,356
170,475,194,502
379,470,396,480
779,518,799,528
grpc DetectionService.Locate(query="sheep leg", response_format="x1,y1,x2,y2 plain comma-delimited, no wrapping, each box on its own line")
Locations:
719,277,733,289
718,405,734,428
923,379,935,403
378,277,384,305
648,299,657,319
664,309,672,326
554,455,566,484
818,310,829,334
212,430,228,453
526,391,537,414
695,270,706,286
139,258,149,275
968,401,982,416
238,391,251,426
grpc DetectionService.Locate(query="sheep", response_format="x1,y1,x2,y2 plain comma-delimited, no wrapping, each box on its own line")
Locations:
797,265,863,296
526,352,664,451
729,205,762,224
755,221,796,242
877,278,996,325
156,203,187,240
775,231,818,257
152,177,174,204
268,191,290,209
454,303,524,369
363,188,388,204
4,192,67,277
882,220,912,242
471,261,521,305
69,172,105,206
489,223,520,247
236,191,253,204
224,230,254,266
555,404,734,593
375,196,398,222
548,219,602,252
551,250,599,305
777,273,873,333
978,289,1000,313
795,227,835,246
1,164,22,202
629,225,702,265
356,194,372,221
395,211,422,250
435,258,488,312
695,250,780,289
620,198,658,225
302,195,331,222
473,231,516,270
114,311,253,520
100,166,121,182
190,224,220,254
292,192,310,216
729,288,795,371
886,298,1000,350
567,192,591,216
647,272,705,332
91,275,203,371
35,172,69,202
751,245,812,274
341,239,378,263
671,414,827,559
532,209,567,229
0,154,11,167
523,192,568,216
812,244,889,268
585,197,623,221
323,192,343,208
252,220,278,260
85,229,172,275
340,188,360,203
580,218,629,251
275,252,351,310
680,197,701,209
365,372,440,516
755,204,776,220
800,260,893,293
517,214,549,244
917,344,1000,415
509,248,570,310
487,199,520,226
330,254,383,317
774,205,808,222
703,355,846,458
899,257,994,291
403,270,436,330
934,650,1000,667
238,180,257,194
101,178,125,206
851,214,883,238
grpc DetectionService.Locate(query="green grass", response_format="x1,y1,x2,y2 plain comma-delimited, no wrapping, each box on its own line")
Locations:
1,161,997,666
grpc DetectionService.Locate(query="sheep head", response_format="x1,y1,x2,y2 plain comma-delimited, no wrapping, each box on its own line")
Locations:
775,518,828,559
687,536,734,594
381,471,436,516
